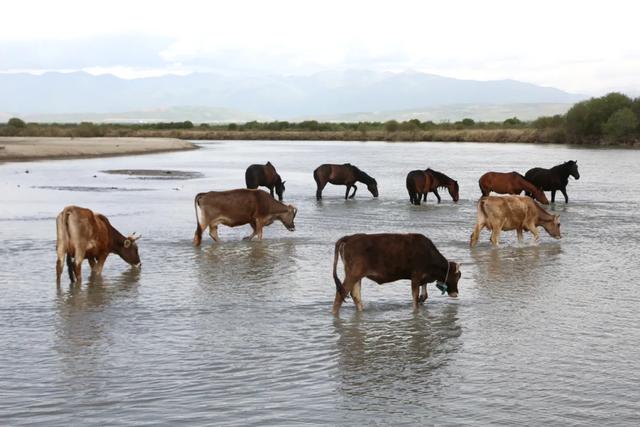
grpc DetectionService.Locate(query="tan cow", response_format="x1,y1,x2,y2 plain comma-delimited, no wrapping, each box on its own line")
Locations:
470,195,561,247
56,206,141,284
193,189,297,245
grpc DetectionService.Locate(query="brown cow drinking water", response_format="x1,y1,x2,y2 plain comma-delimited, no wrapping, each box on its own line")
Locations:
479,171,549,204
470,195,561,247
55,205,141,284
193,189,297,245
313,163,378,200
245,161,286,201
332,233,461,314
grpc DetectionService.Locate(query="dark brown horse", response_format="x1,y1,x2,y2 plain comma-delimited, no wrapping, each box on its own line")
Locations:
245,161,285,201
314,163,378,200
525,160,579,203
479,171,549,204
406,169,459,205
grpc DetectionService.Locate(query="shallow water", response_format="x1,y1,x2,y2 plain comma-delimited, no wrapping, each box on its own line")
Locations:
1,140,639,425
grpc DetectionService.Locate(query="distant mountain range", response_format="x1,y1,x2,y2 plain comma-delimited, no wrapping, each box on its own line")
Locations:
0,70,584,122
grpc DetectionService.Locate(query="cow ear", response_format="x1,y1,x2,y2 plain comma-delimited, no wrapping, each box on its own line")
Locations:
124,239,132,248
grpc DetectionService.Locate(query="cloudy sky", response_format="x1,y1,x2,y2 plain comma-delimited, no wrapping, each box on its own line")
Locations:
1,0,638,94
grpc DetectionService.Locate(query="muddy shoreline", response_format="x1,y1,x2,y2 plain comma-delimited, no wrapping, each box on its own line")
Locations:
0,137,198,163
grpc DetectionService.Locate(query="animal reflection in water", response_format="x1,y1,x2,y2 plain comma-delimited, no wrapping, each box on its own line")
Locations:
479,171,549,204
332,233,461,314
333,304,461,395
470,196,561,247
55,205,141,284
525,160,580,203
313,163,378,200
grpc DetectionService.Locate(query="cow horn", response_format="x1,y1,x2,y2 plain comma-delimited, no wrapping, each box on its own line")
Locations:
132,234,142,241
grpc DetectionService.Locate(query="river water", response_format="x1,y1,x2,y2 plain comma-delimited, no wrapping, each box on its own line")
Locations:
1,141,639,425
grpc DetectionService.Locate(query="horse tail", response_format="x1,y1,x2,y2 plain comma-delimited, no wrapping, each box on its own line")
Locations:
333,237,349,301
406,173,416,204
245,166,257,189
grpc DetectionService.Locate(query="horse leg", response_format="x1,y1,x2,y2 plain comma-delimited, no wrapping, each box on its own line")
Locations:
433,188,441,203
315,177,326,200
344,185,351,200
561,188,569,203
517,228,524,242
551,190,556,203
269,186,275,198
349,185,358,199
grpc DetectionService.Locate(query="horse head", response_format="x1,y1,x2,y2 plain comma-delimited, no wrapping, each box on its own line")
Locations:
448,181,460,202
568,160,580,180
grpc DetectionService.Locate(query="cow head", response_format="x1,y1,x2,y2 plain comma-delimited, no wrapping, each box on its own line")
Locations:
367,179,379,198
437,262,461,298
448,181,460,202
120,233,142,267
279,205,297,231
275,177,286,201
542,215,562,239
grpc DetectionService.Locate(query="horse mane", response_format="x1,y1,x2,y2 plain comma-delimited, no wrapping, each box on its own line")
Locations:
350,165,376,186
551,161,575,171
512,171,526,179
426,168,455,188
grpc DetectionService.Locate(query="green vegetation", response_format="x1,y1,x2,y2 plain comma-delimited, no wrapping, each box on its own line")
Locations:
2,93,639,145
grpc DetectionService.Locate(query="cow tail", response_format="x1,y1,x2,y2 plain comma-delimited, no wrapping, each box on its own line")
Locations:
333,238,349,301
62,209,75,281
193,193,204,244
478,197,489,219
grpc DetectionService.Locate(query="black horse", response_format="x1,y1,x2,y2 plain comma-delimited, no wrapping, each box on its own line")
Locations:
245,161,285,201
525,160,580,203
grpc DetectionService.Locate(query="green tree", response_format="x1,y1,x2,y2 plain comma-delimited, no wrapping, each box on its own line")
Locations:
384,120,399,133
603,108,638,140
503,117,522,126
461,118,475,126
566,92,632,137
7,117,26,128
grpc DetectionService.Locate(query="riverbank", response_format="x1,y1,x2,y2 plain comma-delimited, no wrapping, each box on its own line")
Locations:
0,137,198,163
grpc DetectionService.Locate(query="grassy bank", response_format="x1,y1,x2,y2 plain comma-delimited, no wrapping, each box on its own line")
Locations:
2,92,639,146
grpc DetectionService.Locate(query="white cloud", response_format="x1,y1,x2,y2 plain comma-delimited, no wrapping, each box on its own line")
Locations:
1,0,639,94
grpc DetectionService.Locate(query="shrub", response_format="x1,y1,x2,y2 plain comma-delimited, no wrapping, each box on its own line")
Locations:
384,120,399,133
566,92,633,137
503,117,522,126
461,118,475,126
7,117,26,128
603,108,638,140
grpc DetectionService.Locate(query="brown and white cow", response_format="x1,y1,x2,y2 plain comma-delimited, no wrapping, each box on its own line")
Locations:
332,233,461,314
470,195,561,247
56,206,141,284
193,189,297,245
